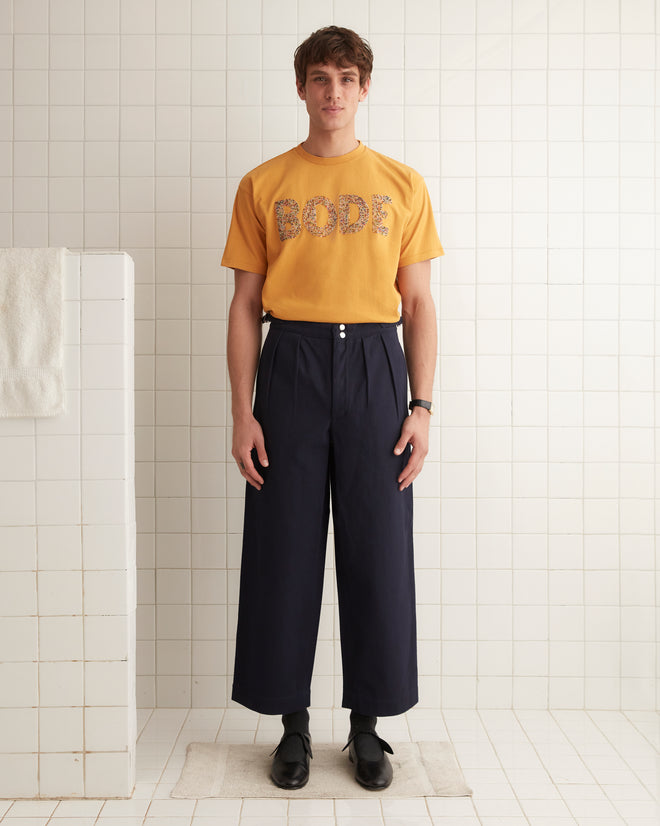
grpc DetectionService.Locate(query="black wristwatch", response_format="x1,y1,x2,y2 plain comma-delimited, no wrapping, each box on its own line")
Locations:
409,398,434,415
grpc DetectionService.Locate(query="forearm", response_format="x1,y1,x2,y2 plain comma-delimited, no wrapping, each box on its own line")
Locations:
401,294,437,401
227,296,262,420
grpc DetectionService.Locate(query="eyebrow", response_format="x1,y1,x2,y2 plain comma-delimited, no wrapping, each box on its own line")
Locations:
309,68,359,77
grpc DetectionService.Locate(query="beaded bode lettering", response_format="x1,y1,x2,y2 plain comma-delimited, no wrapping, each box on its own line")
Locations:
274,198,300,240
275,194,392,241
339,194,369,234
302,195,337,237
371,194,392,237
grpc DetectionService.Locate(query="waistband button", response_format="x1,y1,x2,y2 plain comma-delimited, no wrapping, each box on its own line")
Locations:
339,324,346,330
339,331,346,338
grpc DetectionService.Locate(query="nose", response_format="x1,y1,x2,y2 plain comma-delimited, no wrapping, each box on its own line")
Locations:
326,79,341,99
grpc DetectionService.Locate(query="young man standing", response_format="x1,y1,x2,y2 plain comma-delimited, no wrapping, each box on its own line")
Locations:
222,26,443,791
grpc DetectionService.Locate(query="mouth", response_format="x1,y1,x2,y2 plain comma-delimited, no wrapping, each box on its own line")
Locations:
323,107,342,113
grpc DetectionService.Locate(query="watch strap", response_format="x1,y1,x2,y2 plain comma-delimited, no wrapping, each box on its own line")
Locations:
409,398,433,413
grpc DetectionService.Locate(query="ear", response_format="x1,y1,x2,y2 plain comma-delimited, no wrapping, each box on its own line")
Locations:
296,78,307,101
359,76,371,102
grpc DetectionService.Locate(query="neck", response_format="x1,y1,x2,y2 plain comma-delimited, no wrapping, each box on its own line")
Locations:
301,130,360,158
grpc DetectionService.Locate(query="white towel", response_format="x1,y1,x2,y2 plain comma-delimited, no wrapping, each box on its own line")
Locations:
0,247,67,417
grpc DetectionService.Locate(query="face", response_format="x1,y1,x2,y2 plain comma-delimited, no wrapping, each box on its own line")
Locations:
296,61,370,136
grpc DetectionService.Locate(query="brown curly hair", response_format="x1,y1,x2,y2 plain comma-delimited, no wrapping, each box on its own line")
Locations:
294,25,373,88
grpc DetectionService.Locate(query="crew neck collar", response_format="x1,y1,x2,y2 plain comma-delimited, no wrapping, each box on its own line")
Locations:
294,140,366,165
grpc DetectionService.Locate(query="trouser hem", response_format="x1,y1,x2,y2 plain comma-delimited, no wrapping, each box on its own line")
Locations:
231,684,311,716
341,688,419,717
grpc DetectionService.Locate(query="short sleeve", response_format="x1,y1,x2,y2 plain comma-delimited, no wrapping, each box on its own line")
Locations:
398,172,444,268
220,175,268,274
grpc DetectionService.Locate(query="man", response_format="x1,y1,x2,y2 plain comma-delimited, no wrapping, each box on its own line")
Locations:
222,25,443,791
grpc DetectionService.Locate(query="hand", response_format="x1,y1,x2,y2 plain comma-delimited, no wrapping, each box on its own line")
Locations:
393,407,430,491
231,413,269,490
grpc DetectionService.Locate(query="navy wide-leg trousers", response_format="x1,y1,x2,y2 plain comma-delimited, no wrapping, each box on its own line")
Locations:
231,316,419,717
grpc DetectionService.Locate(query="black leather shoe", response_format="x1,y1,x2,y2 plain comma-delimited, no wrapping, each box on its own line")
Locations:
342,729,394,790
269,730,313,789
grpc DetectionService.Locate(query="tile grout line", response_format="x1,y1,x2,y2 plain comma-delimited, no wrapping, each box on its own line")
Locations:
79,0,87,793
616,0,623,715
587,708,658,808
580,0,587,715
475,709,533,826
188,0,194,718
548,708,623,823
143,708,190,821
621,708,660,752
513,708,580,825
653,0,659,725
440,709,483,824
509,0,515,715
471,0,478,716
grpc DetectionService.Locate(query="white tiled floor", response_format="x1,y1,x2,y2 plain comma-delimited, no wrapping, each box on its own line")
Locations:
0,708,657,825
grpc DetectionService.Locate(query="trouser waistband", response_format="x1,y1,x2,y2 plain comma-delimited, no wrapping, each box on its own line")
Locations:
262,312,402,339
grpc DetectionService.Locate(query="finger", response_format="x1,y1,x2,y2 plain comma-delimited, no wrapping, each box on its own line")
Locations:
398,468,420,491
239,452,264,487
240,466,263,490
241,473,261,490
240,466,262,490
254,431,269,468
398,457,423,490
399,451,428,489
396,443,416,479
397,456,417,484
394,433,408,456
393,432,410,455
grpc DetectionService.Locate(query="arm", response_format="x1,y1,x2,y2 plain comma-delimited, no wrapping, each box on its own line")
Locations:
227,268,269,490
393,259,437,491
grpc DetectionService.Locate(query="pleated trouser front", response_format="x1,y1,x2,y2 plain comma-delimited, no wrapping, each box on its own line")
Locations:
231,315,418,717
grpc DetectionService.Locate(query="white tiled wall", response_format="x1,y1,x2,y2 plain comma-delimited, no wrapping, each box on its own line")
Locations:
1,0,657,715
0,252,136,798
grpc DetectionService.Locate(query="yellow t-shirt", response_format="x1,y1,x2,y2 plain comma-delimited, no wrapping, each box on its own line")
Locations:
221,141,444,323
